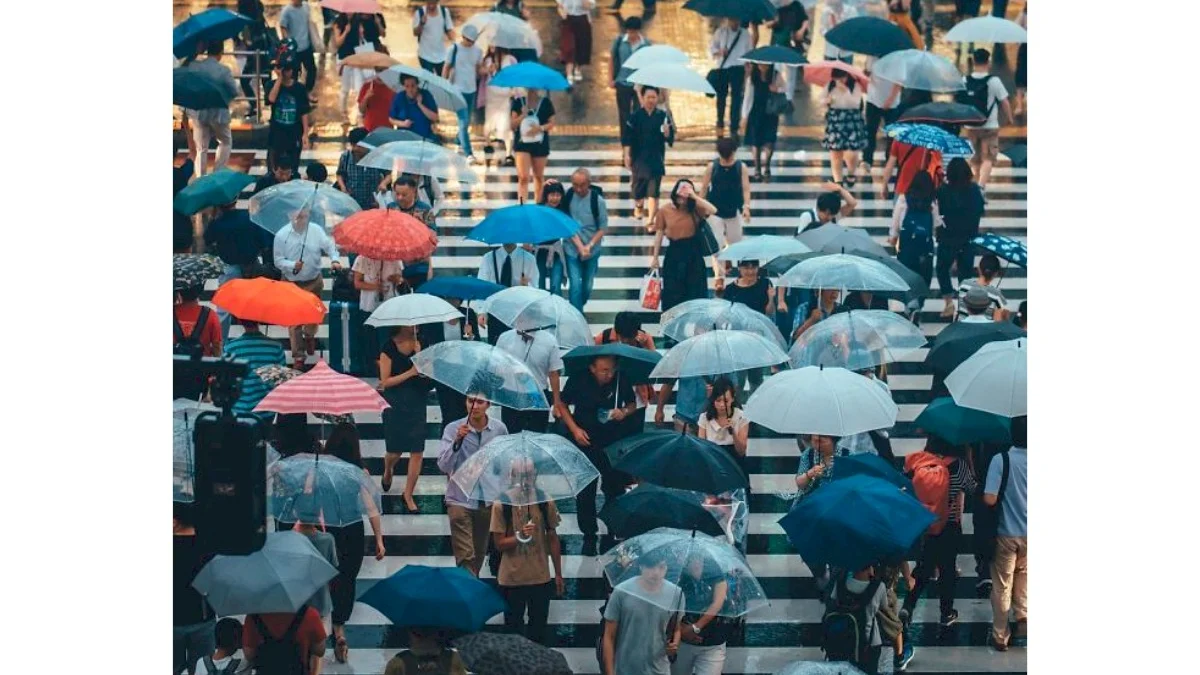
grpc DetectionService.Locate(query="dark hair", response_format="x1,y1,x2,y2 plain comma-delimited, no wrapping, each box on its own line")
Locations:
174,211,194,252
925,433,961,458
206,40,225,56
978,253,1002,279
274,413,318,456
827,71,858,93
177,285,203,302
400,73,419,86
641,85,660,97
274,154,296,172
1010,415,1027,447
214,618,243,654
623,16,643,30
945,157,974,188
739,259,760,268
613,311,643,339
1016,300,1027,327
394,175,418,189
816,191,842,216
703,376,742,421
539,180,565,205
973,48,991,66
905,171,936,211
716,136,738,160
669,179,697,210
347,127,369,146
639,547,668,568
305,162,328,183
325,422,363,469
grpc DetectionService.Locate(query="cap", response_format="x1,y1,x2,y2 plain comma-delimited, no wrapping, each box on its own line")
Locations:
462,24,479,41
963,286,992,312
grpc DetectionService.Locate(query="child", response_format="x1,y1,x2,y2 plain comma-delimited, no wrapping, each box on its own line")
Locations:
194,618,249,675
876,563,914,672
822,565,888,673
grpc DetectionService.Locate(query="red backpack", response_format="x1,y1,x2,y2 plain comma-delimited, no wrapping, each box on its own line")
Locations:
904,451,954,536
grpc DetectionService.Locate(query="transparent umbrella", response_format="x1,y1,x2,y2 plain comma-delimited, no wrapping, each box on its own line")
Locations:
871,49,965,93
267,453,382,527
450,431,599,507
464,11,543,54
788,309,927,370
744,366,898,436
484,287,592,349
248,180,362,235
379,64,468,111
412,341,550,410
649,330,789,379
660,299,786,350
359,141,481,184
717,235,811,264
191,530,338,616
777,253,909,293
775,661,867,675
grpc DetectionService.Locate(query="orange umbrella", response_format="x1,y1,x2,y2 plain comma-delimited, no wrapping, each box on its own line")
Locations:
341,52,399,69
802,61,870,89
212,278,327,327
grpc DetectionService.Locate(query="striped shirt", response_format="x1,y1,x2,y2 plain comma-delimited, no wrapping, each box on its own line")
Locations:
224,333,287,414
946,457,977,525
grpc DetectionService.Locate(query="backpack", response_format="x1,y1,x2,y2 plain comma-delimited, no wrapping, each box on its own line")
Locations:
561,185,604,225
250,609,308,675
904,451,954,536
396,648,456,675
798,208,822,235
416,5,452,31
899,202,935,259
174,307,212,360
201,656,241,675
955,75,996,125
821,576,882,666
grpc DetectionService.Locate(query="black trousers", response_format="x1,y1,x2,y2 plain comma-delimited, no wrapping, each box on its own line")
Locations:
713,68,745,131
615,86,637,136
328,523,365,625
296,48,317,92
502,403,550,434
575,443,627,537
437,385,467,430
903,522,961,617
864,102,898,165
935,239,975,298
486,314,511,346
418,58,444,75
502,581,553,645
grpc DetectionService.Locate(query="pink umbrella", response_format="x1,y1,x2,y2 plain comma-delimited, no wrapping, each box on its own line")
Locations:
255,361,390,415
320,0,381,14
803,61,870,89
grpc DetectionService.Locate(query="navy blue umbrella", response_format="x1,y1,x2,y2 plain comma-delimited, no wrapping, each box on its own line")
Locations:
825,16,912,57
605,430,749,494
830,454,914,494
562,343,662,384
925,321,1026,377
358,565,507,632
599,484,726,539
467,205,581,245
684,0,777,23
173,68,235,110
173,8,251,59
740,45,806,66
419,276,506,302
913,396,1012,446
971,233,1027,267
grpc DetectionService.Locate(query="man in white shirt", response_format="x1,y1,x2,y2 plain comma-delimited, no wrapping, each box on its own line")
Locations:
273,210,343,368
478,244,539,344
496,328,563,433
962,48,1012,190
278,0,317,93
442,24,485,163
185,41,240,178
862,58,901,172
708,18,752,135
413,0,454,74
983,415,1028,651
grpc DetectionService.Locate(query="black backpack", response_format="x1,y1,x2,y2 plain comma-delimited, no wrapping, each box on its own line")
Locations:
251,609,307,675
561,185,604,224
174,307,212,360
955,75,996,125
821,576,882,666
330,267,358,303
396,648,456,675
201,656,241,675
899,203,935,259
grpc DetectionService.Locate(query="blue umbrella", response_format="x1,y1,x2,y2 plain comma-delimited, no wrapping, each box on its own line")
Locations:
830,454,914,494
488,61,571,91
884,123,973,157
562,343,662,383
173,8,251,59
173,169,257,215
173,67,235,110
684,0,777,23
971,232,1027,267
914,396,1012,446
467,205,581,245
419,276,505,302
740,45,806,66
778,474,932,571
358,564,507,632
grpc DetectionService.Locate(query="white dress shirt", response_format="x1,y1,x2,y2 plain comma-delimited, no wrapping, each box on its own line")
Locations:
273,223,341,282
477,247,540,287
496,328,563,392
710,25,753,69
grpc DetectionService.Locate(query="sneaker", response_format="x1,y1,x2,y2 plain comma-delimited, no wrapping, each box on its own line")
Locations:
895,644,915,671
466,154,481,165
939,608,959,628
1011,619,1027,647
898,607,911,626
503,155,515,167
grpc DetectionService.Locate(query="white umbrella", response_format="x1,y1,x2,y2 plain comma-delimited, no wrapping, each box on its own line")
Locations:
191,531,339,616
872,49,965,93
744,366,898,436
484,286,592,349
946,338,1027,417
464,11,543,54
777,253,909,292
622,44,690,71
380,64,468,111
359,141,481,184
648,329,789,379
366,293,463,327
626,63,716,96
718,235,811,264
944,16,1028,43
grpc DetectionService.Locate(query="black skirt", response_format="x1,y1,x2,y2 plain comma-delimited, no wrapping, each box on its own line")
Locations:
381,387,426,454
661,234,709,311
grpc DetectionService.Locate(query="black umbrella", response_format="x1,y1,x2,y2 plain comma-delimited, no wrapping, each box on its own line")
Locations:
925,321,1026,376
825,16,913,57
683,0,777,23
453,632,572,675
740,45,807,66
605,431,749,494
562,343,662,384
174,254,225,291
173,68,234,110
599,484,726,539
898,101,986,126
357,127,426,150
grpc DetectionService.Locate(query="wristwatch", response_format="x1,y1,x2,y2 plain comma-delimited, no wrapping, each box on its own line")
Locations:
691,623,702,635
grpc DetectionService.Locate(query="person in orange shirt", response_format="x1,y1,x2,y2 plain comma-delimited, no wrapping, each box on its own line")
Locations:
174,285,223,358
878,140,942,202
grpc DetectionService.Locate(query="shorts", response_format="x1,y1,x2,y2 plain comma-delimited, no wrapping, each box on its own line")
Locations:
514,139,550,158
709,213,745,246
631,173,662,201
966,127,1000,161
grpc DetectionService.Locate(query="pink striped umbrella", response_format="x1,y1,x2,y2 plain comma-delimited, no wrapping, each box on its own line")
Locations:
320,0,381,14
254,361,390,415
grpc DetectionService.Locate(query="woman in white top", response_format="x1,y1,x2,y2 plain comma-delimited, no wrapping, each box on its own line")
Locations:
708,17,754,134
820,0,855,64
557,0,595,83
821,69,868,186
483,46,520,166
351,255,405,313
697,377,750,551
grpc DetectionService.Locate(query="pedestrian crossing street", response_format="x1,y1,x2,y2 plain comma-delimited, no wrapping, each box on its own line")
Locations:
189,139,1028,673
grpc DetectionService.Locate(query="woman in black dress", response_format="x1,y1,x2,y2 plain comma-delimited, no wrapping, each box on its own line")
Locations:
377,325,427,512
739,63,786,182
510,88,556,205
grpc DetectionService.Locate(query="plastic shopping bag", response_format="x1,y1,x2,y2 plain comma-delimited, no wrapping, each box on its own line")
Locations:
640,270,662,310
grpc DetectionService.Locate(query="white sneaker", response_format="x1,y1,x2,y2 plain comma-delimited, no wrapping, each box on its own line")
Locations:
466,155,481,165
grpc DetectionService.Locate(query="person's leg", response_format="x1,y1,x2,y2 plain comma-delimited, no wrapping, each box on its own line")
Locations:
216,264,243,343
501,584,530,635
191,120,211,178
550,252,566,297
456,93,475,157
213,120,233,172
714,69,729,130
531,156,548,204
830,149,845,183
935,522,962,619
566,255,585,310
762,144,775,178
526,581,554,645
967,129,984,177
935,241,957,316
471,507,492,577
694,642,727,675
404,451,422,511
1011,538,1028,637
671,640,700,675
575,475,600,538
515,152,532,204
978,130,999,188
889,11,925,50
863,102,883,167
300,48,317,92
729,69,745,134
902,539,934,614
447,505,480,573
990,535,1018,644
579,253,600,308
382,451,402,493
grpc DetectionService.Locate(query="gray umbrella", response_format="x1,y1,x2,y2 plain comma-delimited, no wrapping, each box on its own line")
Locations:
191,531,337,616
453,632,572,675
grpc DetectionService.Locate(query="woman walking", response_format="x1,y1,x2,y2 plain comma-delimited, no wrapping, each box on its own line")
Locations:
537,180,567,295
935,158,985,317
510,87,557,205
823,69,868,186
483,47,519,166
649,179,719,311
558,0,595,83
376,325,428,512
332,13,385,123
890,171,940,288
739,64,785,182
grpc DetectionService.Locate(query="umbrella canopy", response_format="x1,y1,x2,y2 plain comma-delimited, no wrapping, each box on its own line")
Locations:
379,64,468,111
744,366,898,436
485,287,592,349
599,484,726,539
684,0,777,23
796,223,890,258
268,452,382,526
173,67,235,110
489,61,571,91
248,180,362,235
898,101,986,126
718,235,811,264
777,253,910,292
562,343,662,384
830,453,914,494
626,63,716,96
776,661,867,675
358,564,507,632
339,51,398,69
914,396,1013,446
788,309,927,371
802,61,869,89
412,341,550,410
972,232,1028,267
924,320,1025,376
944,15,1028,43
465,11,543,53
778,474,933,571
884,123,973,157
605,431,749,494
212,277,327,326
623,44,690,70
321,0,381,12
449,431,600,506
452,633,573,675
254,361,390,415
332,209,438,261
366,294,463,327
468,204,581,245
173,8,251,59
173,169,256,215
191,531,338,615
740,45,807,66
648,329,789,379
419,276,505,302
824,16,912,57
255,366,354,425
357,127,425,150
660,299,787,350
872,49,965,92
767,251,930,304
946,338,1027,417
359,141,480,184
173,254,224,291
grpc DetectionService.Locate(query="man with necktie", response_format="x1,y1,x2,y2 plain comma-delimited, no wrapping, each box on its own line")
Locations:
476,243,539,345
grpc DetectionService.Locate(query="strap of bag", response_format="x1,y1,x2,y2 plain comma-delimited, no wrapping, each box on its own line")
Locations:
191,307,211,342
995,449,1011,510
282,607,308,642
718,29,741,69
174,313,188,342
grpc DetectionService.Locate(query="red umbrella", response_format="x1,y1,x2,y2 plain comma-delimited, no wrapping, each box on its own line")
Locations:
803,61,870,89
212,277,327,327
254,361,390,415
332,209,438,262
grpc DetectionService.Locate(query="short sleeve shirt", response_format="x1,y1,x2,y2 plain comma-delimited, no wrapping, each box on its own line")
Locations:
270,82,311,128
446,42,483,93
279,3,312,51
413,4,452,63
174,303,222,356
968,72,1010,129
603,578,680,675
489,498,561,587
496,329,563,392
984,446,1027,537
243,608,327,664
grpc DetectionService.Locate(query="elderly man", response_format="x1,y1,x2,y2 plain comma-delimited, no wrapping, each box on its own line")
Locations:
273,209,343,369
437,394,509,577
185,41,240,177
561,168,609,311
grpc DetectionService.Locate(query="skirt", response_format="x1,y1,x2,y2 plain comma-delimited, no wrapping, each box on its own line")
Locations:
823,107,869,151
744,105,780,148
661,234,710,311
381,388,426,454
560,15,593,65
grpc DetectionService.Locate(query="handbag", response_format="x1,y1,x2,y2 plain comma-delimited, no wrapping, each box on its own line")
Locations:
765,91,792,116
697,214,722,257
640,270,662,310
705,28,742,93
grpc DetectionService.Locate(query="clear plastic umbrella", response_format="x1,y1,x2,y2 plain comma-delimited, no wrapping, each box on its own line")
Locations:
412,341,550,410
626,63,717,95
598,528,769,618
944,15,1028,43
449,431,599,507
248,180,362,235
379,64,468,111
267,453,383,526
660,299,787,350
946,338,1027,417
777,253,910,292
464,11,543,54
191,530,339,616
622,44,689,70
797,223,890,258
484,287,592,349
359,141,481,184
366,293,463,327
717,235,811,264
775,661,867,675
872,49,965,93
649,330,789,379
788,309,927,370
744,366,898,436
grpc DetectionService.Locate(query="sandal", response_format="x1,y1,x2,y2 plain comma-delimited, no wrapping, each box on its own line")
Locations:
335,636,348,663
763,169,772,183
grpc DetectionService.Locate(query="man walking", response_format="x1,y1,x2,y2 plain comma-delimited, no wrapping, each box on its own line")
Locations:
984,416,1028,651
273,209,343,369
267,59,312,174
496,327,563,433
961,48,1012,191
437,394,509,577
336,128,389,210
185,41,239,177
610,16,651,133
477,243,538,344
278,0,318,93
442,24,485,162
601,549,681,675
203,200,273,341
623,86,675,227
562,168,609,310
413,0,454,74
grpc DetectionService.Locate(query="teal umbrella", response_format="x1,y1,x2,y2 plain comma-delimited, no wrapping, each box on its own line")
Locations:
913,396,1012,446
173,169,257,215
562,343,662,383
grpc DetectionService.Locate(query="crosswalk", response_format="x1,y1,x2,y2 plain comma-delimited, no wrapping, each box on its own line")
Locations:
188,138,1028,673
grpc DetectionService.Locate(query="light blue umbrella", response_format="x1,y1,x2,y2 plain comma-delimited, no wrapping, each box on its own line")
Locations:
884,123,974,157
627,63,717,96
268,453,382,526
777,253,910,292
648,329,789,379
191,531,339,616
660,299,787,349
247,180,361,235
489,62,571,91
717,235,811,264
449,431,599,506
788,309,927,370
872,48,965,93
484,287,592,349
412,341,550,410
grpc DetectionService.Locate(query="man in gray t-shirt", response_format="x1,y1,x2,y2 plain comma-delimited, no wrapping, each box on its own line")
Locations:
278,0,317,92
602,558,681,675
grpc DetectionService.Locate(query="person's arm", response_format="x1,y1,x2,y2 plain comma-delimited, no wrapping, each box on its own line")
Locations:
982,454,1002,506
591,198,609,249
417,92,439,121
692,194,718,219
491,505,524,553
602,619,619,675
549,510,565,596
733,417,750,456
609,39,620,87
654,378,673,426
412,9,425,38
649,225,665,269
741,162,752,222
889,194,906,245
823,181,857,216
389,96,414,128
541,112,556,134
267,70,284,105
548,370,563,414
739,76,753,131
699,161,713,197
690,579,728,634
333,21,349,48
273,229,295,271
999,97,1014,127
879,154,898,199
436,422,463,475
321,229,342,268
883,82,901,109
301,111,312,149
353,271,381,292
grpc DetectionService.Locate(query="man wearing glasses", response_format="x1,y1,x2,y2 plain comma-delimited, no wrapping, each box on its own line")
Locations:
437,394,508,577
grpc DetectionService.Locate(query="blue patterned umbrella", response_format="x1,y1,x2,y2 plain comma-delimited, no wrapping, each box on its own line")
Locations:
884,124,973,157
971,233,1027,267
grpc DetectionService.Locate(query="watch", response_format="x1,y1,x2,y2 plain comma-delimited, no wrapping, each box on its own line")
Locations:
691,623,702,635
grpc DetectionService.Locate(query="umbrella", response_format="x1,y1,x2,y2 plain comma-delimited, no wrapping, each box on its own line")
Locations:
599,484,726,539
366,294,463,327
358,127,426,150
599,528,769,617
684,0,777,23
358,564,507,632
872,49,965,93
884,123,973,157
777,254,910,292
255,366,355,425
174,254,224,290
212,277,327,326
173,67,235,110
173,8,251,59
412,341,549,410
626,63,716,96
191,531,338,615
380,64,468,111
173,169,256,215
254,361,390,415
830,453,914,494
914,396,1012,446
739,45,807,66
924,320,1025,376
776,661,867,675
339,51,399,69
359,141,481,184
946,338,1027,417
788,309,927,371
449,431,599,506
268,452,382,526
778,474,933,571
467,205,581,245
767,251,930,303
972,232,1027,267
796,223,890,258
944,15,1028,43
452,633,573,675
744,366,898,436
648,329,789,379
484,287,592,349
562,343,662,383
488,61,571,91
802,61,869,89
465,11,544,54
1004,143,1028,168
320,0,381,14
824,16,912,57
898,101,986,126
623,44,690,70
332,209,438,261
660,299,786,350
718,235,811,264
248,180,362,235
605,431,749,494
419,276,505,302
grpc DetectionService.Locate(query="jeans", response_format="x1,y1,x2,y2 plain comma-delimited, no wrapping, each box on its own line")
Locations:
565,253,600,311
191,118,233,178
935,239,975,298
502,581,554,645
991,535,1028,642
536,248,566,297
713,67,745,131
903,522,962,618
173,619,216,675
672,641,727,675
864,103,898,165
455,91,477,156
216,264,244,343
296,47,317,91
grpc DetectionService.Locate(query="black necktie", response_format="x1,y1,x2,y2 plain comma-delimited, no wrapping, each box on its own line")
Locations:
500,253,512,287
